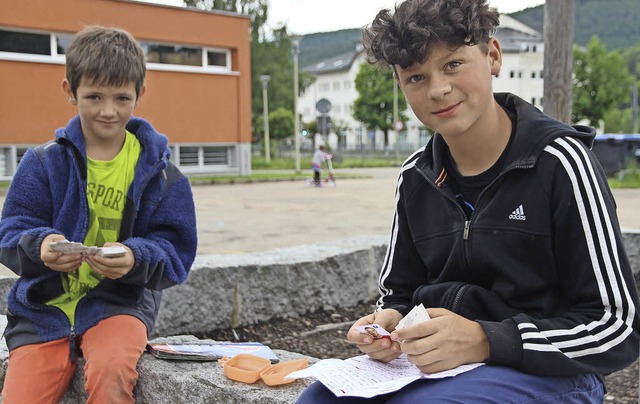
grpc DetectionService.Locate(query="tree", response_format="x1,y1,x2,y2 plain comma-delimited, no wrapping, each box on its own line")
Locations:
603,107,633,133
251,27,293,133
183,0,268,41
542,0,575,123
622,45,640,81
353,63,407,150
573,36,632,128
621,45,640,132
268,107,294,141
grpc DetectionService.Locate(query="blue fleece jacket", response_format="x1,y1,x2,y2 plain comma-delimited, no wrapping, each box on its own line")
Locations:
0,115,198,351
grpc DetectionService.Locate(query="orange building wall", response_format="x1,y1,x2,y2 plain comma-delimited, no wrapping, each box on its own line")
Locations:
0,0,252,145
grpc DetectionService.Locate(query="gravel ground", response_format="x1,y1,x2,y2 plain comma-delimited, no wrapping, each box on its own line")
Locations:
200,300,638,402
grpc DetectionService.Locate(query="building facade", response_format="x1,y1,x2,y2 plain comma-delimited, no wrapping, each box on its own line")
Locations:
0,0,252,179
298,15,544,154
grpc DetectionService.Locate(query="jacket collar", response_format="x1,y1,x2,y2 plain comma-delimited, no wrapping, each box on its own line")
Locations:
54,115,170,169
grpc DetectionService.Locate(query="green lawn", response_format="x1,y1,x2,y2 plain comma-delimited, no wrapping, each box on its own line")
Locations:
251,156,404,170
1,158,639,189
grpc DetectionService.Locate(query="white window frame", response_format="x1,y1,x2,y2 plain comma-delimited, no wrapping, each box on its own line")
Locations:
0,26,237,76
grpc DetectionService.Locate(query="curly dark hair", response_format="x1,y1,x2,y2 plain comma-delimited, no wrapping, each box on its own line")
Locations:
362,0,500,69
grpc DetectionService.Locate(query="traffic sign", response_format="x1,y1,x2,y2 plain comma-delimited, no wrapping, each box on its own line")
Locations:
316,98,332,114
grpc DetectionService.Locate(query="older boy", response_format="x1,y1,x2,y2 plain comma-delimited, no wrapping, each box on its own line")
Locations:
298,0,639,402
0,26,197,403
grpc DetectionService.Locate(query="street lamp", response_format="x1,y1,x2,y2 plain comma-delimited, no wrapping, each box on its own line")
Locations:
291,34,302,173
260,74,271,164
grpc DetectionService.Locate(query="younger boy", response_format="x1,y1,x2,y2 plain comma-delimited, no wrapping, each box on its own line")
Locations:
0,26,197,403
298,0,639,402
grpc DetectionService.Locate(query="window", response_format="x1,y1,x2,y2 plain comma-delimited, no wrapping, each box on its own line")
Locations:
15,148,29,166
143,43,231,71
207,49,228,67
319,83,330,92
0,29,71,58
55,34,74,55
531,98,536,106
333,81,341,91
531,72,536,79
173,144,236,172
203,146,228,165
145,44,202,66
179,146,199,166
509,70,515,79
0,29,50,55
0,28,233,73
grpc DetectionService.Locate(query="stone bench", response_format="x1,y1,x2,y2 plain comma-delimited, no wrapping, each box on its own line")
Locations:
0,321,315,403
0,231,637,402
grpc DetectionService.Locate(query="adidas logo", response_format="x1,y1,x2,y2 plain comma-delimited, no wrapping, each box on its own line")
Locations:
508,204,527,221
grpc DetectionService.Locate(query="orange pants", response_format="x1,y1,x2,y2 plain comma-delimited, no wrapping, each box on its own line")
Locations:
2,315,147,404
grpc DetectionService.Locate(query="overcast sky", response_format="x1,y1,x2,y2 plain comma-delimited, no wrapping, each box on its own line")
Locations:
145,0,546,34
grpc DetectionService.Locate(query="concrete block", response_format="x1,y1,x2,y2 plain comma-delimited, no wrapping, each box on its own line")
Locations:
153,235,388,337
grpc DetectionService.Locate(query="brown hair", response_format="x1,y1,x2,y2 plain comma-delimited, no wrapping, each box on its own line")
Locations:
65,26,146,98
362,0,500,69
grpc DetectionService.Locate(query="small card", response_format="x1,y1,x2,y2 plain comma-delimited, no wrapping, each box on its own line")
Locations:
356,323,391,339
49,241,97,254
49,241,126,258
96,246,127,258
396,304,431,330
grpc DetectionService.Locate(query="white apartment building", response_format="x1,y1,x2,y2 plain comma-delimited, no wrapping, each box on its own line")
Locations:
299,15,544,153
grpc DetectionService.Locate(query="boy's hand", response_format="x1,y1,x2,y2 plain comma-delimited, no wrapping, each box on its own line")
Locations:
41,234,83,273
85,242,134,280
347,309,404,363
390,308,489,374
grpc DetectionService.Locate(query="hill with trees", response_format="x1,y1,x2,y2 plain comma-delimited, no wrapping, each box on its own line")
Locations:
299,0,640,67
509,0,639,50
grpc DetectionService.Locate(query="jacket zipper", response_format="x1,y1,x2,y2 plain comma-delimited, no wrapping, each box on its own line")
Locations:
451,284,469,313
68,326,77,362
463,221,471,240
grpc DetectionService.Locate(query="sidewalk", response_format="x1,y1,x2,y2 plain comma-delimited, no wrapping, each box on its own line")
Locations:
1,167,639,276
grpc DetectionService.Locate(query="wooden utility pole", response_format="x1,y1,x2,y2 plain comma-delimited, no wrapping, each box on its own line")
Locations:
542,0,575,124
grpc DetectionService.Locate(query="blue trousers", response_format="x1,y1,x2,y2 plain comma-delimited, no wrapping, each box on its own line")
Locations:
296,365,604,403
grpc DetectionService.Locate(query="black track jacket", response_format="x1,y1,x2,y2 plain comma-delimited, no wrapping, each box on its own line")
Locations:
378,93,640,376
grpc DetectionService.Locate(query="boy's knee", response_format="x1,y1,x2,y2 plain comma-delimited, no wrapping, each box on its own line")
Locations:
83,354,139,387
83,357,138,401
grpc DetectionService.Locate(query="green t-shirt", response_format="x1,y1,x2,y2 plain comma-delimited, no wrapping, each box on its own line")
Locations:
47,131,141,324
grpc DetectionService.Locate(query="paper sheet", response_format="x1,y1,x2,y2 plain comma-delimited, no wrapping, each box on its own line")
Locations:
287,354,483,398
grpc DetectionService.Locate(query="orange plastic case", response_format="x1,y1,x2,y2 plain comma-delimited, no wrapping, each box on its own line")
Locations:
260,358,308,386
220,354,271,384
219,354,308,385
